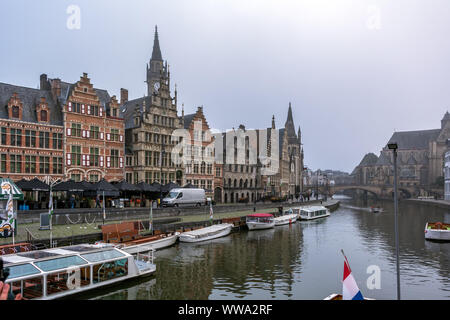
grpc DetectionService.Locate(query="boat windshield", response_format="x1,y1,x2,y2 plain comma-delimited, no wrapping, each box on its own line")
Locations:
81,249,125,262
34,255,88,272
7,263,41,279
166,192,179,199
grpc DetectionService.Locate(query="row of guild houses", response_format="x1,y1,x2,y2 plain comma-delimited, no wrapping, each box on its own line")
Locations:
0,26,304,203
352,112,450,198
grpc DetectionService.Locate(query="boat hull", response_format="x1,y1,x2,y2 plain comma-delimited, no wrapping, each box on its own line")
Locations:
425,225,450,241
179,225,233,243
121,233,179,254
274,214,298,226
298,212,330,221
247,221,275,230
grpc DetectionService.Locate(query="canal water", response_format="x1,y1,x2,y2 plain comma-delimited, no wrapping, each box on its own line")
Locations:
90,197,450,300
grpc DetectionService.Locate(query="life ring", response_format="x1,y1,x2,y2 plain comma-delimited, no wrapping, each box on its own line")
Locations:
435,222,443,230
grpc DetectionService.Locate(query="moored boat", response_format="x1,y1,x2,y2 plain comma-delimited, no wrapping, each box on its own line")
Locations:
179,223,233,243
246,213,275,230
424,222,450,241
114,232,180,254
274,213,298,226
298,206,330,220
1,244,156,300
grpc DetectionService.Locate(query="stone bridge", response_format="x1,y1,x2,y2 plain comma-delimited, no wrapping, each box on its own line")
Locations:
308,184,413,199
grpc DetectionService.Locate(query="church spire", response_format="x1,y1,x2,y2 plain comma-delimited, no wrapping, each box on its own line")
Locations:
287,102,294,124
151,25,163,61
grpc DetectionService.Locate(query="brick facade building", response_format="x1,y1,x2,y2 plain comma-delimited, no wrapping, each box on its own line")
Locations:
0,82,64,183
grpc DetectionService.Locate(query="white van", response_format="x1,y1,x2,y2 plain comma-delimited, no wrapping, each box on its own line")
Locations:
162,188,206,207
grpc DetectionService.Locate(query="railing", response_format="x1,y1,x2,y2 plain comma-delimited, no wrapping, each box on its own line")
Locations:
136,249,155,265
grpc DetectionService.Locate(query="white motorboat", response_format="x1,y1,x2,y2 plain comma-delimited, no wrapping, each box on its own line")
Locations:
114,232,180,254
298,206,330,221
274,213,298,226
1,244,155,300
424,222,450,241
246,213,275,230
179,223,233,243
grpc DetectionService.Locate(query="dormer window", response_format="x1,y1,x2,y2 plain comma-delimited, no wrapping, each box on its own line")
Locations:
12,106,20,118
41,110,48,122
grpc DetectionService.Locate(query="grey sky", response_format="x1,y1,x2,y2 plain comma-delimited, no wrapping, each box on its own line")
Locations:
1,0,450,173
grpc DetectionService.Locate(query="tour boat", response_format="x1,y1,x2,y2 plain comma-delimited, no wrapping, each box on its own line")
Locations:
246,213,275,230
424,222,450,241
274,211,298,226
298,206,330,221
1,244,156,300
179,223,233,243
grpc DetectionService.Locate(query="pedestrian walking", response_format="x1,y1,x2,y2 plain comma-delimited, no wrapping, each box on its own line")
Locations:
96,194,101,208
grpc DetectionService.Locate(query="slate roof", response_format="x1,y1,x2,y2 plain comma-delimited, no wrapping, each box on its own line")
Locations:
387,129,441,150
183,113,196,129
375,152,391,166
0,82,63,126
120,96,152,129
358,153,379,167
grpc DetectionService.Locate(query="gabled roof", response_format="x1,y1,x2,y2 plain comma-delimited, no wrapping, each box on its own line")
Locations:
387,129,441,150
0,82,63,126
358,153,379,167
375,152,391,166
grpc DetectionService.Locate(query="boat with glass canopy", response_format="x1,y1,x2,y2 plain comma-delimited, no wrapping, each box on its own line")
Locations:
1,244,155,300
298,206,330,220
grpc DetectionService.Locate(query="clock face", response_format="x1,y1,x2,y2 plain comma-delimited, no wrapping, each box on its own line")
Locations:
154,82,160,91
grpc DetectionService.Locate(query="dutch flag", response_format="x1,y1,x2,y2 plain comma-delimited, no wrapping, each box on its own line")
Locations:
342,250,364,300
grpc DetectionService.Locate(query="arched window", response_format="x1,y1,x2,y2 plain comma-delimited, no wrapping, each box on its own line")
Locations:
234,179,237,188
239,179,243,188
40,110,48,122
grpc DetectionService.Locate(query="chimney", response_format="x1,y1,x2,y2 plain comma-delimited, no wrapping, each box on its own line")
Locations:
51,78,61,100
120,88,128,104
40,74,49,90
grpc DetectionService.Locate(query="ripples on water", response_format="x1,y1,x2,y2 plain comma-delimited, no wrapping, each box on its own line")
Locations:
93,199,450,300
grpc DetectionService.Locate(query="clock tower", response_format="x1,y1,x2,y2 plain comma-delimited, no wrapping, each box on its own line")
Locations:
146,25,168,96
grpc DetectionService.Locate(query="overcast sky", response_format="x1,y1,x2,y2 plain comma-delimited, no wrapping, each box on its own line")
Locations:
1,0,450,173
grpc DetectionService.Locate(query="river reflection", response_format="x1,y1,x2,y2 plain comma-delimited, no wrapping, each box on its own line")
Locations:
92,199,450,300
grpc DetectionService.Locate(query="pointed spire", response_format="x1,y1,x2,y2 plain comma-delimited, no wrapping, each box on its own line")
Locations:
272,115,276,129
287,102,293,124
151,25,163,61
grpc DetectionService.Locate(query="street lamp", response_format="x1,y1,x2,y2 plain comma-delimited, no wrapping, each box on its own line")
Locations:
160,141,166,207
388,142,401,300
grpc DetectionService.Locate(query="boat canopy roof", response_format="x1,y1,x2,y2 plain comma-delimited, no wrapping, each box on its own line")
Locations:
247,213,274,218
2,244,128,279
